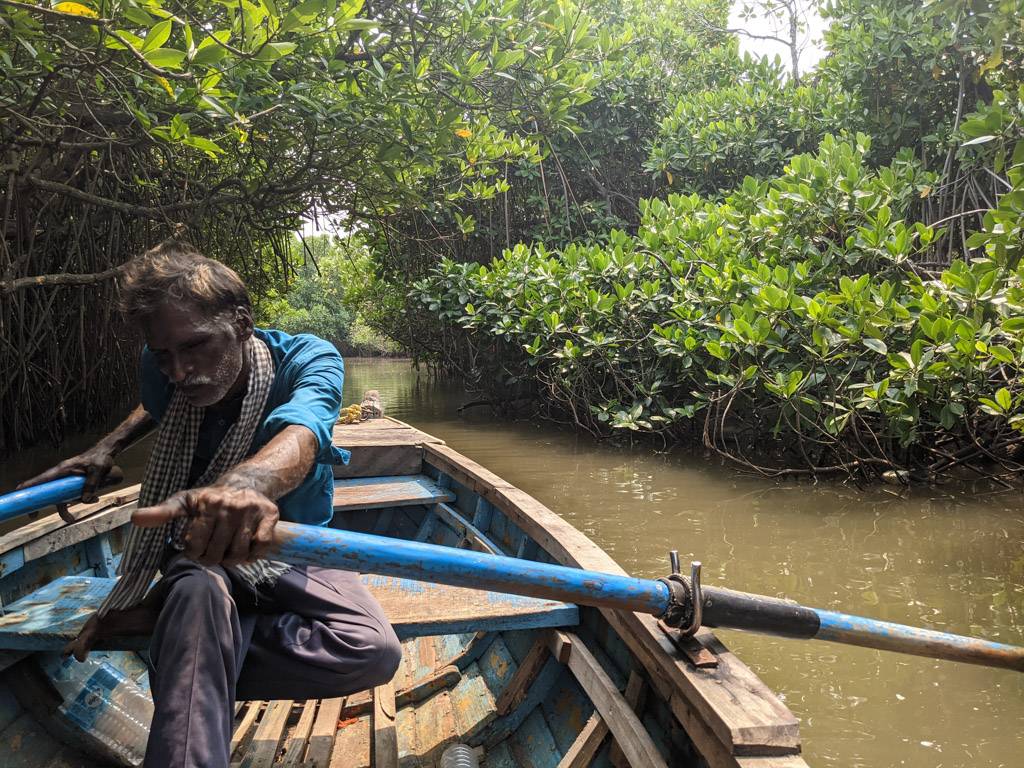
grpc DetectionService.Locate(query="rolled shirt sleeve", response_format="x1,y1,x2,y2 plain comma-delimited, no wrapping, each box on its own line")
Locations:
261,341,348,466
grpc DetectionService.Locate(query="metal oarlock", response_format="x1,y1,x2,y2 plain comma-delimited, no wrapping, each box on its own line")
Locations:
681,561,703,637
657,552,704,635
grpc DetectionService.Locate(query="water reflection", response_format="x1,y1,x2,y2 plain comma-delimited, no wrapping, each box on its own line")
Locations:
3,358,1022,766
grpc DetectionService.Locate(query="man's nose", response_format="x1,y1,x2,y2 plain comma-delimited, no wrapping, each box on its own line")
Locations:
167,357,189,384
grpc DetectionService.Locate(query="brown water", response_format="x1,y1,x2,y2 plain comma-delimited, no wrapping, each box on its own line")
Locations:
4,358,1023,766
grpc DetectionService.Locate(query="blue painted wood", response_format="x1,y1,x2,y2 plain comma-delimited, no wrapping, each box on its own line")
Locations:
0,476,85,524
0,547,25,580
511,708,562,768
540,676,594,755
0,576,144,650
332,475,455,512
413,510,437,542
448,662,497,743
0,574,578,650
433,503,502,554
476,636,517,699
475,656,565,750
471,498,493,532
0,681,22,732
84,535,116,578
481,740,516,768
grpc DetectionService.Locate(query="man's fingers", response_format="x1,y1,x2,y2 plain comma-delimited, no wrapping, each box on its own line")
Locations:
223,515,257,566
16,464,78,491
132,495,192,528
82,463,108,503
251,513,279,560
198,514,235,565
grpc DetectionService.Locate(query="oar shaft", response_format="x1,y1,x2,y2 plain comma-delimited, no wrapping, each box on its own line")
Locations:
270,522,1024,673
698,587,1024,672
272,520,670,615
0,476,86,524
814,610,1024,671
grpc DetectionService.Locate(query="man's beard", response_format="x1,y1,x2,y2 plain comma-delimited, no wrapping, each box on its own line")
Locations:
182,348,244,407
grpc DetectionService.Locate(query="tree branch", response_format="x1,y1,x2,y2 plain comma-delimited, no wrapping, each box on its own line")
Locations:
26,175,240,218
0,264,127,294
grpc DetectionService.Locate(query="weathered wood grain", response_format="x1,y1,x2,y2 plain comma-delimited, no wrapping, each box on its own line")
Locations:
240,699,292,768
373,680,399,768
308,698,344,768
231,702,264,757
329,709,370,768
424,442,804,764
280,700,318,767
494,635,549,716
0,486,140,557
547,631,668,768
332,476,455,513
556,712,608,768
0,574,578,650
332,418,444,480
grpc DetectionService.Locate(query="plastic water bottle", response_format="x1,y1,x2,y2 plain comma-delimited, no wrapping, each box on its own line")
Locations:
440,743,480,768
49,656,154,766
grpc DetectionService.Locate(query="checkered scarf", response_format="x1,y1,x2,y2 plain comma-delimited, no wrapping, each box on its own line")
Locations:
99,336,290,615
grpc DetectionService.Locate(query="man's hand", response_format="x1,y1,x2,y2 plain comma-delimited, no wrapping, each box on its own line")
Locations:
17,447,119,504
133,486,279,567
63,604,161,662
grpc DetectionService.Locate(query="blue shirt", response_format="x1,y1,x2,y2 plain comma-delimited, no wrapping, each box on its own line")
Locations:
140,328,349,526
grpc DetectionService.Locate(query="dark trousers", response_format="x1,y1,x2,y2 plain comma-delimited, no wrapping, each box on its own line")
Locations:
144,556,401,768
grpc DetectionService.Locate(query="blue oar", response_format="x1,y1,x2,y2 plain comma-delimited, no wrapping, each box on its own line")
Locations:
263,522,1024,673
0,476,89,524
5,481,1022,671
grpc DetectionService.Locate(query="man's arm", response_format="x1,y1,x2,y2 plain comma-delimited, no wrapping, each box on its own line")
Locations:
133,424,318,567
18,405,155,502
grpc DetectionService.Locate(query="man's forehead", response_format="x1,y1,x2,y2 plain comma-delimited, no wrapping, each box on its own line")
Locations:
143,301,229,346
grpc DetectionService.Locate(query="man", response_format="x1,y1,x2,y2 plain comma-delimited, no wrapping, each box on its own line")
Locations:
18,237,401,768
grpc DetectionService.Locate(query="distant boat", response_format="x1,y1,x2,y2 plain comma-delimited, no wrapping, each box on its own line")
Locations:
0,415,804,767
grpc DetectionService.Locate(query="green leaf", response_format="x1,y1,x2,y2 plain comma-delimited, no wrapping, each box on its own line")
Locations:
996,387,1013,411
193,32,231,67
863,338,887,355
255,41,297,61
144,48,186,70
336,18,378,31
990,344,1015,364
183,135,225,157
142,19,173,54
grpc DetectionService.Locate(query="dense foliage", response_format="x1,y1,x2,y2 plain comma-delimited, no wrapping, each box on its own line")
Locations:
647,58,845,196
418,123,1024,480
258,235,399,356
0,0,605,449
404,0,1024,481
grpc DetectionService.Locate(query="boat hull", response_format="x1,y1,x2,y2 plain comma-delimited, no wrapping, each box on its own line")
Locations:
0,418,806,767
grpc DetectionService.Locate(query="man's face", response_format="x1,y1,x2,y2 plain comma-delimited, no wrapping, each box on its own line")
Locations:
143,301,252,407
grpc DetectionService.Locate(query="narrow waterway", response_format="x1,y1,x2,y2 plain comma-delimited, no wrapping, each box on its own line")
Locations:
3,357,1023,767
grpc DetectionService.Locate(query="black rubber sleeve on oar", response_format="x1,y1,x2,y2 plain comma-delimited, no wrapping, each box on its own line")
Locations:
701,586,821,640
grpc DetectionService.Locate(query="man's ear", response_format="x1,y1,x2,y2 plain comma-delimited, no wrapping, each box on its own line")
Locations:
234,306,254,340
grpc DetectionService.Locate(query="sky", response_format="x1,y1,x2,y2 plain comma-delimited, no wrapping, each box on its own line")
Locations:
727,0,828,75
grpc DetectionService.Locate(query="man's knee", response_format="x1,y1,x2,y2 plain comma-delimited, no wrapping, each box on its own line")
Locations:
330,621,402,691
159,560,233,618
364,622,402,686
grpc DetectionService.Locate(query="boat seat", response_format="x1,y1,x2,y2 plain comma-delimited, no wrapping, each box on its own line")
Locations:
0,574,579,650
332,474,455,512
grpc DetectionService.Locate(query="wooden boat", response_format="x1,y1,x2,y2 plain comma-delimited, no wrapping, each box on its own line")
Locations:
0,417,807,767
